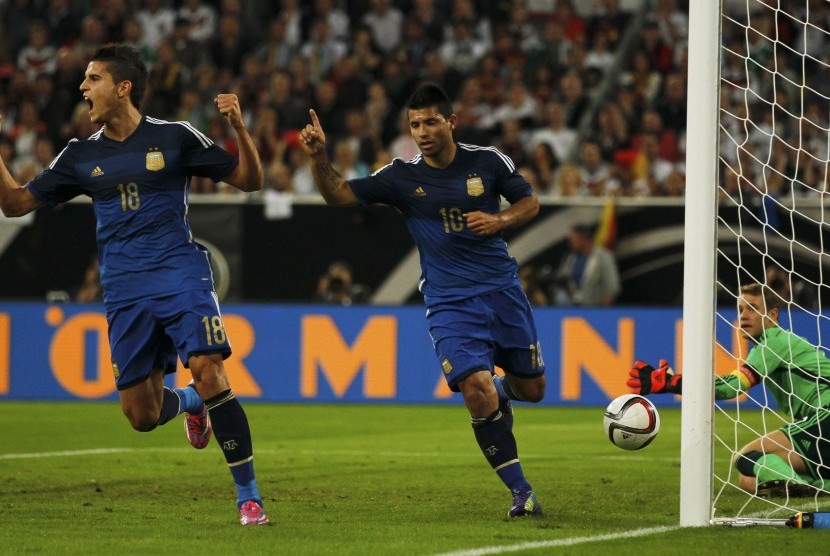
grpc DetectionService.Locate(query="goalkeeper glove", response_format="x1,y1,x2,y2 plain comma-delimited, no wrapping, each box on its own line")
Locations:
627,359,682,395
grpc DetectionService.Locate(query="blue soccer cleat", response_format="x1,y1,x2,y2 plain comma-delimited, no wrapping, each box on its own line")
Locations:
184,403,212,449
239,500,270,526
508,488,542,518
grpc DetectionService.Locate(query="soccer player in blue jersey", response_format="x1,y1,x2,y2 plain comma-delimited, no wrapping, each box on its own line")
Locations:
300,83,547,517
0,44,268,525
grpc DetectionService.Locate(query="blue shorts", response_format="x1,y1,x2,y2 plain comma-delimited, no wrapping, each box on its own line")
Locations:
106,290,231,391
427,285,545,392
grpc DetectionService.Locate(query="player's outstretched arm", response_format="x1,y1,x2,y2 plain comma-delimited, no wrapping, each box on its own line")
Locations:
464,192,540,236
214,94,263,192
300,109,358,206
0,115,42,217
627,359,682,395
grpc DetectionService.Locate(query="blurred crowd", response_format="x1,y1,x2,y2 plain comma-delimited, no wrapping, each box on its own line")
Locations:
0,0,697,199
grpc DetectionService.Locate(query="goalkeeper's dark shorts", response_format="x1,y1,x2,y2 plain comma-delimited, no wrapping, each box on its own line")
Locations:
426,285,546,392
783,409,830,480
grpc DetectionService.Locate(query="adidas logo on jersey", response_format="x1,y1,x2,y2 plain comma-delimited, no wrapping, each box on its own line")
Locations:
90,166,104,177
414,186,426,197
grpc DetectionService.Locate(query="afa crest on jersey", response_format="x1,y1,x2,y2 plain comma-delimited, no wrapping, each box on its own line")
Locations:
146,150,165,171
466,175,484,196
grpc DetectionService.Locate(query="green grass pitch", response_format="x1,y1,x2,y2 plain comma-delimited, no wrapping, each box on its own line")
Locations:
1,402,828,554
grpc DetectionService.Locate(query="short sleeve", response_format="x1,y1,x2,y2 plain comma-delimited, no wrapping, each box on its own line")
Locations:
25,142,84,206
177,123,238,182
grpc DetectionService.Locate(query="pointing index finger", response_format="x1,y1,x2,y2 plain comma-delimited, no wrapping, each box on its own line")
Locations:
309,109,320,127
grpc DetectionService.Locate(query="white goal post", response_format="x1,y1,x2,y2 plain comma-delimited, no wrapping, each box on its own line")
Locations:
680,0,720,528
684,0,830,526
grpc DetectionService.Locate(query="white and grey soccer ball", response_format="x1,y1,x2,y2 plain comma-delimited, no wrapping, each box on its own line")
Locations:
603,394,660,450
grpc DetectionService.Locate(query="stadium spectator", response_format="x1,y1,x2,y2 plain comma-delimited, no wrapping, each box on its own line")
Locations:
584,29,615,73
144,39,184,120
313,0,350,42
552,0,586,45
16,20,57,82
530,100,577,164
169,16,210,74
605,150,649,197
315,260,371,306
329,56,368,113
452,77,489,137
266,70,309,131
122,17,157,66
177,0,218,44
628,283,830,498
578,140,612,197
220,0,262,46
482,81,538,136
7,99,44,167
0,43,269,526
409,0,444,46
209,14,251,75
619,49,662,105
640,17,674,75
300,17,348,85
265,158,295,193
136,0,176,50
653,0,688,62
528,141,558,194
250,104,287,165
560,72,590,129
632,132,675,195
551,163,584,198
505,0,542,51
44,0,80,49
446,0,492,49
656,71,687,134
525,20,568,81
422,49,464,101
254,18,295,73
495,118,530,170
553,224,621,305
361,0,404,54
32,72,74,149
100,0,130,44
301,82,547,518
349,24,383,78
439,19,488,75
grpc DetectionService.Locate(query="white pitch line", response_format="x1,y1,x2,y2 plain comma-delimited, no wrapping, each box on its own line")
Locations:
433,526,680,556
0,446,680,463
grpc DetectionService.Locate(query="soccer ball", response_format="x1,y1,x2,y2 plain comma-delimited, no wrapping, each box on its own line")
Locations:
603,394,660,450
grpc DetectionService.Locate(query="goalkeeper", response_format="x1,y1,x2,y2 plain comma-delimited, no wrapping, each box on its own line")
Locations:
628,283,830,497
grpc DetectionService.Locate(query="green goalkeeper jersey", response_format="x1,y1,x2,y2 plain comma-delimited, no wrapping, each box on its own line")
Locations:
716,326,830,418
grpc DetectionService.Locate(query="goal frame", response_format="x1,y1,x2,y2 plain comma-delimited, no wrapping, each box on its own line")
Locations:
680,0,721,527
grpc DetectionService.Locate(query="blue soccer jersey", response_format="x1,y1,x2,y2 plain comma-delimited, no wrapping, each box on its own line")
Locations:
25,117,237,307
348,143,533,305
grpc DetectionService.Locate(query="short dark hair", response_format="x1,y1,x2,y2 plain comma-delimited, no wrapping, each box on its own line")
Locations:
740,283,780,312
90,43,148,110
407,82,454,119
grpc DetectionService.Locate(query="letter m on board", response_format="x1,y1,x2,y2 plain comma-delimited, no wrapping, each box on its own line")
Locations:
301,315,397,398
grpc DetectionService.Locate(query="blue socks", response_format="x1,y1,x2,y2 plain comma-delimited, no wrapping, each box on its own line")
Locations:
204,389,263,507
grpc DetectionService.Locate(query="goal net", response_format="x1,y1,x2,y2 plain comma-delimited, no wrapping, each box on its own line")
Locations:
685,0,830,525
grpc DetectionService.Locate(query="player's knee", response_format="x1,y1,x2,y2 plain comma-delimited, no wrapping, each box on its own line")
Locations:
126,415,158,432
122,408,159,432
511,376,546,403
734,450,763,476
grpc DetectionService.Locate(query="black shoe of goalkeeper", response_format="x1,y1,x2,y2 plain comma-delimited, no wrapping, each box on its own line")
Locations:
756,479,824,498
